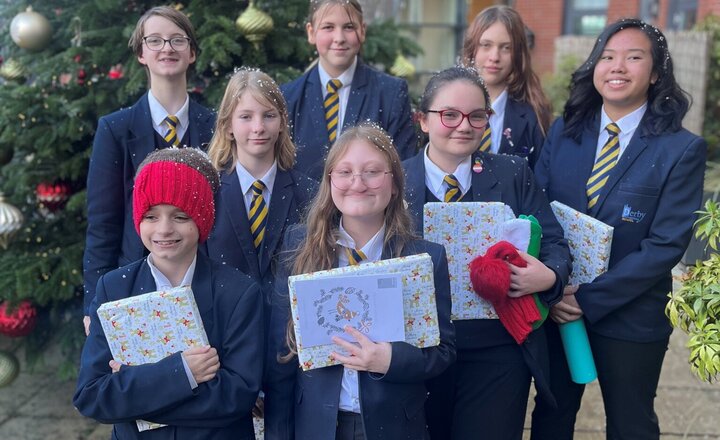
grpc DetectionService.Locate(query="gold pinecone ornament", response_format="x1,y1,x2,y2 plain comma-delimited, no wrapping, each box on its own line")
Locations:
10,6,52,52
236,1,274,48
0,194,24,250
390,53,415,78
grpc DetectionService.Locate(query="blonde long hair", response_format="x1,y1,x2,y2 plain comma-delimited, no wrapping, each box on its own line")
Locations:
207,68,295,172
282,123,414,358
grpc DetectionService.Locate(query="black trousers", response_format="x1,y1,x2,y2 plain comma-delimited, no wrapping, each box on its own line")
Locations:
530,320,669,440
336,410,365,440
426,343,532,440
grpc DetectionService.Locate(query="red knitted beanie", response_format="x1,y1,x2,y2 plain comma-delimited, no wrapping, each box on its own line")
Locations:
133,148,220,243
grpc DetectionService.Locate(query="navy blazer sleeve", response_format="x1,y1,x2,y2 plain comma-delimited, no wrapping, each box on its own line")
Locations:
386,79,417,161
74,269,263,426
83,115,127,314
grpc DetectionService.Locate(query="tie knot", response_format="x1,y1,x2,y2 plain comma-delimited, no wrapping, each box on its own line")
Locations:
443,174,459,189
346,247,367,265
251,180,266,195
164,115,179,128
327,79,342,93
606,123,620,136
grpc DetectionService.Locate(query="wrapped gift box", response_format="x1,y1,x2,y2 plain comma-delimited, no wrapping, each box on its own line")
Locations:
423,202,517,320
288,253,440,371
551,201,614,284
97,285,209,366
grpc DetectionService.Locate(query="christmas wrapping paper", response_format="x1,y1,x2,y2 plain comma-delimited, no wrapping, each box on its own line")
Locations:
97,286,208,432
423,202,517,320
97,285,209,366
550,201,613,285
288,253,440,371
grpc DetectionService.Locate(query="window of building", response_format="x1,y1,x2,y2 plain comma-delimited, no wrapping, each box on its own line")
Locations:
563,0,608,36
667,0,697,31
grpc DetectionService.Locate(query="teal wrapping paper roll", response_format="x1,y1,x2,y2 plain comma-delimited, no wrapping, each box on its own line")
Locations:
558,319,597,384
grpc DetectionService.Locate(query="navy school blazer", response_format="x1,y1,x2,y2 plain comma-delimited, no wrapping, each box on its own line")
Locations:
534,115,706,342
73,252,263,440
498,98,546,169
263,225,456,440
205,167,317,309
82,93,215,314
281,60,418,181
402,151,571,403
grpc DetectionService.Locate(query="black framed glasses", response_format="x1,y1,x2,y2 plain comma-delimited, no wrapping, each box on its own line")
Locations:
427,109,492,129
329,170,392,190
142,36,191,51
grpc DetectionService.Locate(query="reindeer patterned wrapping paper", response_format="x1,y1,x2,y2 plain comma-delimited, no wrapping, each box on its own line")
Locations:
288,253,440,371
96,285,209,366
423,202,517,320
550,201,614,285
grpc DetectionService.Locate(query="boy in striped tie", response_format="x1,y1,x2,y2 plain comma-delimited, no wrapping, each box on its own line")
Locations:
83,6,215,335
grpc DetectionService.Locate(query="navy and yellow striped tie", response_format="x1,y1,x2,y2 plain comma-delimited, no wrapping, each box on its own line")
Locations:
346,247,367,266
248,180,268,249
444,174,462,202
586,123,621,209
324,79,343,143
479,126,492,152
163,115,180,147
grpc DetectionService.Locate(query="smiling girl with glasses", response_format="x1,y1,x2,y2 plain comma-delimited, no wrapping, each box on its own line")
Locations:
402,66,571,440
264,123,454,440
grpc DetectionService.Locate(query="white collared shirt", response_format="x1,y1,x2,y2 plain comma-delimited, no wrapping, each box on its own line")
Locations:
335,219,385,413
596,103,647,160
146,253,198,389
423,145,472,201
148,91,190,143
318,57,358,138
489,89,508,154
235,160,278,214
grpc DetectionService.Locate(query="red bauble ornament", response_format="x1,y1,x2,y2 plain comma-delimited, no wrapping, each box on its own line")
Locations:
36,181,71,213
108,63,123,80
0,301,37,337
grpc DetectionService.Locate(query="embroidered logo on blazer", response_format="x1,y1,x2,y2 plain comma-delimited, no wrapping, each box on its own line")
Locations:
621,204,646,223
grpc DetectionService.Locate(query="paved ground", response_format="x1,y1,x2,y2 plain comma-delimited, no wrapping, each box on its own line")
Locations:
1,267,718,439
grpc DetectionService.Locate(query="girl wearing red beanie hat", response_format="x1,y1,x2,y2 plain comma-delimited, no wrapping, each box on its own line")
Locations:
75,147,264,440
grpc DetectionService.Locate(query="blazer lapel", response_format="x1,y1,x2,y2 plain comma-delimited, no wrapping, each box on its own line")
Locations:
191,253,215,335
188,100,214,149
307,67,332,142
220,171,261,279
343,61,369,129
591,131,648,214
260,170,294,275
133,260,158,297
403,152,427,223
128,94,157,171
471,153,502,202
499,100,529,156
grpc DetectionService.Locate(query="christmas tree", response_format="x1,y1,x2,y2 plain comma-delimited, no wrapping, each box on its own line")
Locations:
0,0,420,373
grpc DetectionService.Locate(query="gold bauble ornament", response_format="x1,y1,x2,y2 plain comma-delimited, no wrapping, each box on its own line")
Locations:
0,193,24,250
390,53,415,78
0,351,20,388
0,59,27,82
10,6,52,51
235,1,274,47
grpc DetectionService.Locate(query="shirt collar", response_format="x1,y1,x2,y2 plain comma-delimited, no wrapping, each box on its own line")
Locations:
148,91,190,129
318,57,358,92
600,102,647,134
336,218,385,264
146,253,197,290
235,160,278,196
423,144,472,196
491,88,508,121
